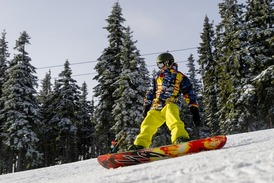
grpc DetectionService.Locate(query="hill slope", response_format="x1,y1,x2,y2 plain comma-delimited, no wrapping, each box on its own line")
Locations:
1,129,274,183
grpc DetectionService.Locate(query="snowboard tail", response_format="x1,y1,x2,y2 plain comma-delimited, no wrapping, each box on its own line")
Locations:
97,135,227,169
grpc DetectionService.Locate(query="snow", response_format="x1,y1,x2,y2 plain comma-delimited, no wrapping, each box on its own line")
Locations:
1,129,274,183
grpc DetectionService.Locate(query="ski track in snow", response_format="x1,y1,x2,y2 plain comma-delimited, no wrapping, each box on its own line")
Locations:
0,129,274,183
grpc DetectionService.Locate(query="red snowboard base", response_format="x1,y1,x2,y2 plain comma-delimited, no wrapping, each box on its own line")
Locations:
97,135,227,169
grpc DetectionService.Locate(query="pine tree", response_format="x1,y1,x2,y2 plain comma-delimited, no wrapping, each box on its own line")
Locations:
41,61,80,165
38,71,54,167
38,70,52,103
0,30,9,99
228,0,258,133
197,16,218,135
245,0,274,128
245,0,274,76
252,65,274,129
0,30,10,174
111,27,150,151
52,60,80,163
0,31,43,172
214,0,245,134
42,79,61,166
93,2,127,153
78,82,95,159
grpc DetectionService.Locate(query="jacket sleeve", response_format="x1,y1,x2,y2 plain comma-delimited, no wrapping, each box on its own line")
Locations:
180,74,201,126
180,74,198,108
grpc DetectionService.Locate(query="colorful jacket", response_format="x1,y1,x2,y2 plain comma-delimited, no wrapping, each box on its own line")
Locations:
144,64,198,110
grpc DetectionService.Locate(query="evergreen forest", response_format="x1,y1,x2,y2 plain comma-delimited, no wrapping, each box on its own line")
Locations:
0,0,273,174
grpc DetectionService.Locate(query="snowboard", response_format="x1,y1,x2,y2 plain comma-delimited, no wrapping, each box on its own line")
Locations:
97,135,227,169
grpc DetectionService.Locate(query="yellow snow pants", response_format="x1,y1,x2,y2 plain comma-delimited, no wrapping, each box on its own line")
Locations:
134,103,190,148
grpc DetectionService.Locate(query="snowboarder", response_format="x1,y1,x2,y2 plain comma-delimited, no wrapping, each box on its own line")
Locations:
129,52,201,150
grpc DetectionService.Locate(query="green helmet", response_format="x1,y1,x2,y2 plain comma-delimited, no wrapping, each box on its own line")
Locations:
156,52,174,68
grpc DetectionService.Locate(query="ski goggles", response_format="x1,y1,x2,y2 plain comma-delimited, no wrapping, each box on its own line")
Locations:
157,62,165,69
157,60,171,69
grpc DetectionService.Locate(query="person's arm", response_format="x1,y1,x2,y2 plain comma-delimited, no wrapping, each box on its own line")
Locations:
180,75,201,127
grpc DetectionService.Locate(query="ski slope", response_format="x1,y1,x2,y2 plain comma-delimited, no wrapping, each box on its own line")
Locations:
1,129,274,183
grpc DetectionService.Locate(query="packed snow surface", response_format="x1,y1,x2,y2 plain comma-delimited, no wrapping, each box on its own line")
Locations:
1,128,274,183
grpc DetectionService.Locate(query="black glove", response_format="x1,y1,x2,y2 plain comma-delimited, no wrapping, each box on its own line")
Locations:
190,106,201,127
143,104,151,117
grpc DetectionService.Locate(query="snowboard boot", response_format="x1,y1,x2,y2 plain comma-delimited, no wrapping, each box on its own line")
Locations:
128,144,145,151
174,136,191,144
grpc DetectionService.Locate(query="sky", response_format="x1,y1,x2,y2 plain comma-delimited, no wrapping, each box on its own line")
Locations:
0,0,243,99
0,128,273,183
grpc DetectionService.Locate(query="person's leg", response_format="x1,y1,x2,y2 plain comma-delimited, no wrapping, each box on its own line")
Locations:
164,103,190,144
134,110,165,148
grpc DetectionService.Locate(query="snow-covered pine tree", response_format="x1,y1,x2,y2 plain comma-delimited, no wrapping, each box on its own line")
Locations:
225,0,258,133
214,0,245,134
0,30,9,99
38,71,54,167
0,31,43,172
252,66,274,129
245,0,274,129
41,78,61,166
38,71,52,104
0,30,10,174
222,0,249,134
78,82,95,159
245,0,274,76
197,16,218,136
52,60,80,163
93,2,126,153
111,27,150,151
